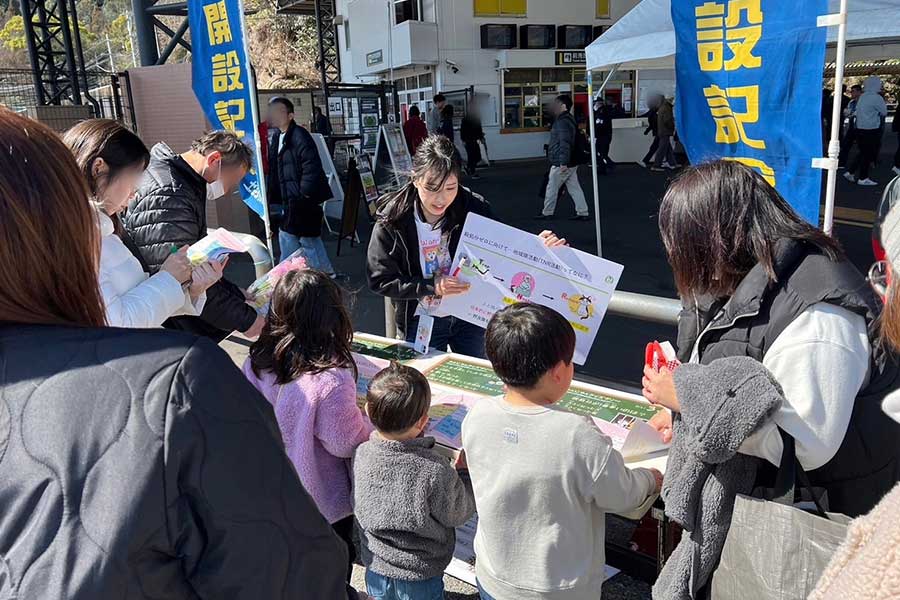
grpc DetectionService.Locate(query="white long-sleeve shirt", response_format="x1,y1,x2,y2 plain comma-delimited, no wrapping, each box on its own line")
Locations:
98,211,206,327
694,302,869,471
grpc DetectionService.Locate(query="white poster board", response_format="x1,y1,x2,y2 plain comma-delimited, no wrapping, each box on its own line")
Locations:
311,133,344,228
439,214,624,365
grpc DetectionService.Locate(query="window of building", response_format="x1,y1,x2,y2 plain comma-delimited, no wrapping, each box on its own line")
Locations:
394,0,420,24
502,67,633,131
596,0,610,19
474,0,526,17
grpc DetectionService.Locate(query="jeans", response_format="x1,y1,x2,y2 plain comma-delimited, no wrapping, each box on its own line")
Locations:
542,165,589,217
279,228,334,274
365,571,445,600
476,581,496,600
642,136,659,164
406,315,486,358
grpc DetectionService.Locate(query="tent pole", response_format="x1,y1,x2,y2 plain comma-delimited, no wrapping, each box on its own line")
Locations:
823,0,849,235
588,64,619,257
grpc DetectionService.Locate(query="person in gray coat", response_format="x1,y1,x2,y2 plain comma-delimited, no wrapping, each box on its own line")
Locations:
643,356,784,600
353,363,476,599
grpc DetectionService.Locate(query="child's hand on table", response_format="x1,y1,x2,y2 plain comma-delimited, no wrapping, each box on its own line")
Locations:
649,468,664,494
454,449,468,471
648,410,673,444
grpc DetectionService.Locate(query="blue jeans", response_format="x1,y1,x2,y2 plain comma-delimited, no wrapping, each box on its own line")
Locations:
279,229,334,274
476,581,496,600
406,315,486,358
365,570,445,600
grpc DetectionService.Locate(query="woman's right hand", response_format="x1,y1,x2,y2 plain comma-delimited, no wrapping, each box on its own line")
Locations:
435,275,470,297
648,409,673,444
161,246,192,284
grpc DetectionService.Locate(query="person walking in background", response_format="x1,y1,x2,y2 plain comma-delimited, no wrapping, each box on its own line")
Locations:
593,98,616,175
427,93,447,134
538,94,590,221
839,84,862,169
845,76,888,186
65,119,223,328
312,106,332,137
652,94,679,171
461,108,485,179
244,269,373,582
403,105,428,156
439,104,456,142
267,97,336,272
0,107,365,600
639,95,660,168
124,130,264,342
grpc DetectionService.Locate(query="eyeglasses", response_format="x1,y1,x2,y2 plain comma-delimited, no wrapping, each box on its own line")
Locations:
869,260,890,300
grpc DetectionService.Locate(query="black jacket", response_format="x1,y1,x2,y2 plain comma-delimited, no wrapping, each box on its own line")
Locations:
367,186,492,338
595,105,614,138
268,121,331,238
123,143,258,338
640,107,658,136
676,239,900,517
0,324,353,599
460,115,484,144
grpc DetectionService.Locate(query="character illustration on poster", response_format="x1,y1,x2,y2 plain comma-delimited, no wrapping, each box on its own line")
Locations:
567,294,594,320
510,272,536,299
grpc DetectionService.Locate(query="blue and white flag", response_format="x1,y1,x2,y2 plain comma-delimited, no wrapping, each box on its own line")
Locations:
673,0,827,224
188,0,265,217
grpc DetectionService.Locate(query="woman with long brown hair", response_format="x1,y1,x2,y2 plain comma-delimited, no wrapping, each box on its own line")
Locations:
0,108,366,600
63,119,222,327
641,160,899,519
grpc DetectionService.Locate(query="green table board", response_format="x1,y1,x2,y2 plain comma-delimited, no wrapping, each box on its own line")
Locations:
425,357,660,422
351,338,420,362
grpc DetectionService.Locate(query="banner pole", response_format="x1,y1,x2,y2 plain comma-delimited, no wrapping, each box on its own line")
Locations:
823,0,849,235
587,65,619,258
238,0,275,262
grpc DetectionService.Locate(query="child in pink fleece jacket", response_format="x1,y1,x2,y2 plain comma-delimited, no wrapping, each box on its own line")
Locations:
243,269,372,577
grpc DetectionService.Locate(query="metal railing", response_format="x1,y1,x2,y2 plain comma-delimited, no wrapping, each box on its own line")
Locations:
220,231,274,279
382,291,681,339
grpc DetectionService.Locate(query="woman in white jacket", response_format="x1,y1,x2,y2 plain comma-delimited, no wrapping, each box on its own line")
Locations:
64,119,223,327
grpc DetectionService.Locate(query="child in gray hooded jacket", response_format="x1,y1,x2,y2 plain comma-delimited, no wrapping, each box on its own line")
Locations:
353,363,476,599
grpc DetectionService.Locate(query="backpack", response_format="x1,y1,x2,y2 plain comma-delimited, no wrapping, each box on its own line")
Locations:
570,124,591,167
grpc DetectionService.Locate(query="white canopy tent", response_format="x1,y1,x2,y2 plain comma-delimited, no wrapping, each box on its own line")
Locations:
583,0,900,254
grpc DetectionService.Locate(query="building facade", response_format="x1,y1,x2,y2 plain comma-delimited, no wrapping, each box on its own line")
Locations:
334,0,676,160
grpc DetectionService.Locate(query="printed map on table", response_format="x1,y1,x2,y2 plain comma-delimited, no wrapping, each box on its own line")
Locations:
424,357,666,458
438,213,624,364
351,337,420,362
424,388,482,449
351,352,392,408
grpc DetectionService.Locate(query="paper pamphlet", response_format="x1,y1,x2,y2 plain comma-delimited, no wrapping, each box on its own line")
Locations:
187,228,248,265
438,214,624,364
245,250,308,313
444,513,620,587
352,352,391,408
424,388,482,449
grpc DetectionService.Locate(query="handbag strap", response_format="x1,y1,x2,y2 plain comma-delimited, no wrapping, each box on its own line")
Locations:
773,428,829,519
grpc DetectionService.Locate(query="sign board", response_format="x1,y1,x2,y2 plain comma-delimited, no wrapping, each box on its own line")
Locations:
439,214,624,364
327,98,343,114
373,123,413,188
555,50,586,65
366,49,384,67
311,133,343,227
357,155,380,217
360,97,380,152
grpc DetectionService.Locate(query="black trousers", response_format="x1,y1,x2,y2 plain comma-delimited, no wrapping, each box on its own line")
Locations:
465,141,481,174
894,132,900,169
642,136,659,164
849,129,880,180
332,515,357,583
595,135,614,173
839,126,857,167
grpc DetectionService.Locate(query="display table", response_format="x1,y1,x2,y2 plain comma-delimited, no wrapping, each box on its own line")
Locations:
219,332,673,585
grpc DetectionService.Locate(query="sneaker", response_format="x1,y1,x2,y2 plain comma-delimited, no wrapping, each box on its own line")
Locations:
893,166,900,177
650,166,666,172
843,172,857,183
662,162,681,170
638,161,649,169
858,178,878,186
570,215,590,222
470,173,482,180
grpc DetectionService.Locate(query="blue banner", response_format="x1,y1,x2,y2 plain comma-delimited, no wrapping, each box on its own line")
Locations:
673,0,827,224
188,0,265,217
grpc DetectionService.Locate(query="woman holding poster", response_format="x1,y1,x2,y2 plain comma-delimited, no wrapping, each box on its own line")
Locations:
642,160,900,518
367,136,566,357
